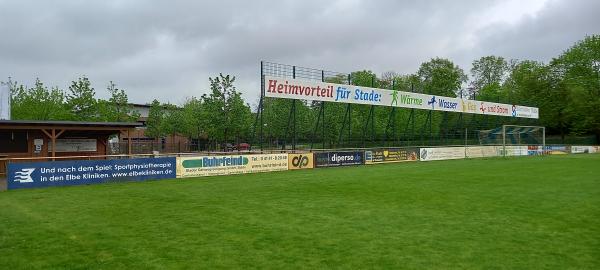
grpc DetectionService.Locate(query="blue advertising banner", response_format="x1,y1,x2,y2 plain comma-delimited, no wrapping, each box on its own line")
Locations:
314,151,364,168
543,145,569,155
8,157,176,190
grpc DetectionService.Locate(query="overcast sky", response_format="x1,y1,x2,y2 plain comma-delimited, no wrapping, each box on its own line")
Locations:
0,0,598,106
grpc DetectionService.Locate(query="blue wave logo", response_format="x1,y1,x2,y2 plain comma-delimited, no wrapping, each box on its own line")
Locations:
14,168,35,183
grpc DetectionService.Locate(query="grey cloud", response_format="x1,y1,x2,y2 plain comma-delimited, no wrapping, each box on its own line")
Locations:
459,0,600,67
0,0,596,106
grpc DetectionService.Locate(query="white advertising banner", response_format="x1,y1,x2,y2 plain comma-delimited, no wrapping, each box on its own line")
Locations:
48,139,97,152
177,154,288,178
465,146,500,158
0,83,10,120
419,147,466,161
264,76,539,119
571,146,596,154
499,146,528,156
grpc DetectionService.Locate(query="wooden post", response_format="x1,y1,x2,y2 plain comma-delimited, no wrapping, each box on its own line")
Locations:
127,129,132,155
51,129,56,160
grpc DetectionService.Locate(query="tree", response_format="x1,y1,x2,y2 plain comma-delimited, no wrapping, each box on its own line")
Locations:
202,73,252,148
550,35,600,141
181,97,206,139
470,56,508,100
351,70,378,87
97,81,140,122
10,79,72,120
503,60,572,140
379,71,400,89
66,76,97,121
162,103,186,146
417,58,467,97
145,99,165,139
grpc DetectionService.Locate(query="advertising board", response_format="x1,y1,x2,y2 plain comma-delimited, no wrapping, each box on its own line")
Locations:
365,148,419,164
543,145,569,155
288,153,314,170
8,157,176,189
48,139,98,152
465,146,499,158
571,146,596,154
419,147,466,161
314,151,364,167
527,145,544,156
264,76,538,119
498,146,528,156
177,154,288,177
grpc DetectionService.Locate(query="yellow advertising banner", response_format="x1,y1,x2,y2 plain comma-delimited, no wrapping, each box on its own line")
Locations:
176,154,288,178
288,153,314,170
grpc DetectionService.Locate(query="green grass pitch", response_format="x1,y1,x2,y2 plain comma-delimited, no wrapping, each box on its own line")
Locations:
1,155,599,269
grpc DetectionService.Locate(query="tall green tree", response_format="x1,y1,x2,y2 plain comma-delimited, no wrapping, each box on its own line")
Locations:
66,76,97,121
97,81,140,122
417,58,467,97
181,97,206,139
162,103,186,141
470,56,508,101
202,73,252,146
10,79,72,120
551,35,600,141
145,99,165,139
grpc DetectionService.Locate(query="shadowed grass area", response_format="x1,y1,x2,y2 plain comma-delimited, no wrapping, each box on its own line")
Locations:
1,155,599,269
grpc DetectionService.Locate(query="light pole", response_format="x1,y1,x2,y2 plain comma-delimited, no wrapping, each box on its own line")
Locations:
592,60,600,96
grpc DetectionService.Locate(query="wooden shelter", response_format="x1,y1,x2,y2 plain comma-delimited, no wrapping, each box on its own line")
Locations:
0,120,141,160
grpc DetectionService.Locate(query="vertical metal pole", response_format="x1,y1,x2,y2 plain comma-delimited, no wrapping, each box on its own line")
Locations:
322,70,326,149
392,80,398,145
260,61,264,152
465,128,468,158
542,127,546,154
338,104,346,146
348,104,351,147
429,111,433,146
371,76,376,145
503,125,506,158
292,66,296,152
293,100,296,152
7,78,12,120
371,106,375,145
310,102,323,150
348,75,352,147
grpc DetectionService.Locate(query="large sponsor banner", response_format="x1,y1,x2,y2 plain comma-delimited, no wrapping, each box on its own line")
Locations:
8,157,176,190
365,148,419,164
419,147,466,161
288,153,314,170
543,145,569,155
264,76,538,119
571,146,596,154
314,151,364,167
48,139,97,152
465,146,500,158
177,154,288,177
